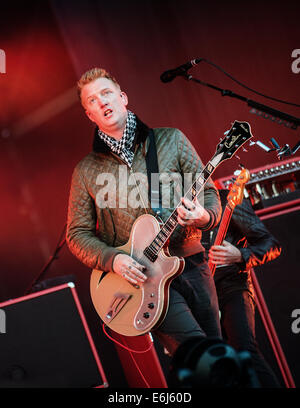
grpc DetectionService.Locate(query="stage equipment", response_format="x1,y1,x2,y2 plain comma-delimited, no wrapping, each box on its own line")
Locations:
160,59,202,83
251,207,299,388
161,58,300,161
215,156,300,211
169,337,260,388
0,283,108,388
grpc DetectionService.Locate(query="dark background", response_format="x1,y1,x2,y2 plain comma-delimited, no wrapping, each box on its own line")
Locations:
0,0,299,387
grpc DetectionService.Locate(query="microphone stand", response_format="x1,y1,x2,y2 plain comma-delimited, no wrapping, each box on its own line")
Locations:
24,224,68,295
182,73,300,159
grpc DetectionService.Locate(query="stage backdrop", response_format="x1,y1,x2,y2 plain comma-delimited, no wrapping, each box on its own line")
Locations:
0,0,299,387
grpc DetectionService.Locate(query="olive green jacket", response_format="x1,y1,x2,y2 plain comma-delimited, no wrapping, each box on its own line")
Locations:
66,118,221,272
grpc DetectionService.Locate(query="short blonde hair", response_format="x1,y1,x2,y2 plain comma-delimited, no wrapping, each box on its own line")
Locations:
77,67,120,100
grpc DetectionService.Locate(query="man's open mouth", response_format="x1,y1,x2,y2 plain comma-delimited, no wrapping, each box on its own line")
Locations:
104,109,113,117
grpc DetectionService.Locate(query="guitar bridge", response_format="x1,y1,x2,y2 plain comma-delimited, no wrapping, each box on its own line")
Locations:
105,293,132,323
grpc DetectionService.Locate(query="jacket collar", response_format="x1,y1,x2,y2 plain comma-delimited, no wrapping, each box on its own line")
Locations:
92,115,150,154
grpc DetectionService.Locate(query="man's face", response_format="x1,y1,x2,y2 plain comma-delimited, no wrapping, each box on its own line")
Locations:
81,77,128,138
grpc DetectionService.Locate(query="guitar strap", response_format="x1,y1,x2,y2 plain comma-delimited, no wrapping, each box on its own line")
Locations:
145,129,162,215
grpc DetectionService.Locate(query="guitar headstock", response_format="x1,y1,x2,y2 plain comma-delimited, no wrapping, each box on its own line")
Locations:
216,121,253,162
227,168,250,210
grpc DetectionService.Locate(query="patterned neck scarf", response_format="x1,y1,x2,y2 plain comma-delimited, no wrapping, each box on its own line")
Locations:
97,110,137,167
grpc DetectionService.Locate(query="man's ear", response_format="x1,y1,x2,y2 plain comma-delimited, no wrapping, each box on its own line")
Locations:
85,109,96,123
120,91,128,106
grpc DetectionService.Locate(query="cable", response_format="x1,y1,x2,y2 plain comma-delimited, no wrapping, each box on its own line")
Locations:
102,323,154,388
102,323,154,354
201,58,300,108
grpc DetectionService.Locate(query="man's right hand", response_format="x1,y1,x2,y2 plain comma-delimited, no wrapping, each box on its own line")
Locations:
112,254,147,285
209,240,243,266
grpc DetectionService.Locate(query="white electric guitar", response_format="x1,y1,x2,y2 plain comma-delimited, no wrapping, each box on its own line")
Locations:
90,121,253,336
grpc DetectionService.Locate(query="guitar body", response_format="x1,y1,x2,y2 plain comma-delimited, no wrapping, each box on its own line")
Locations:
90,213,185,336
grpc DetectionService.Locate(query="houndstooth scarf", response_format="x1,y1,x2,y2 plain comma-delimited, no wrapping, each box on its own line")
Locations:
97,110,137,167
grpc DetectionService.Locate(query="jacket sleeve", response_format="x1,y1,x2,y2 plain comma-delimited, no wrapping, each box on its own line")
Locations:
176,129,221,230
230,198,282,270
66,162,122,272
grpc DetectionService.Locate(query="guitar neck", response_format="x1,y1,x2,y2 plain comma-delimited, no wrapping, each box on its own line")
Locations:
209,204,234,276
214,205,233,246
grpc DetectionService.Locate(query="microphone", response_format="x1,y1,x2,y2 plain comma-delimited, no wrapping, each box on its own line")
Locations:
160,58,203,83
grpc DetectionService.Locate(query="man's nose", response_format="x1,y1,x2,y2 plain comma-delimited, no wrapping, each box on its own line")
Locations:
98,96,108,107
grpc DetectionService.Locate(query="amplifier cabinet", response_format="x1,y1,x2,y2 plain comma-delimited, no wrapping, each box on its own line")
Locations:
253,207,300,387
215,156,300,210
0,283,108,388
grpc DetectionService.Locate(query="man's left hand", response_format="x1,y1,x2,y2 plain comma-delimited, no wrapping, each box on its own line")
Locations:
177,197,210,228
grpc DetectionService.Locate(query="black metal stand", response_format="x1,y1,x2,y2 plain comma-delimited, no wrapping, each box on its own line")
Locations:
24,224,67,295
183,73,300,159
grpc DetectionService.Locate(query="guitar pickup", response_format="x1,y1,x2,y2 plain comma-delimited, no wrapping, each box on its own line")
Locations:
105,292,132,323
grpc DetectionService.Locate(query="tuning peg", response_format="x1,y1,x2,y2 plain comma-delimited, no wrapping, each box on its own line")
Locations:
242,147,248,152
223,130,230,136
270,138,281,150
256,141,271,152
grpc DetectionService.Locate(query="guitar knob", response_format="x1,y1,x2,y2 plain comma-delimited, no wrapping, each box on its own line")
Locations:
143,312,150,319
148,303,155,309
